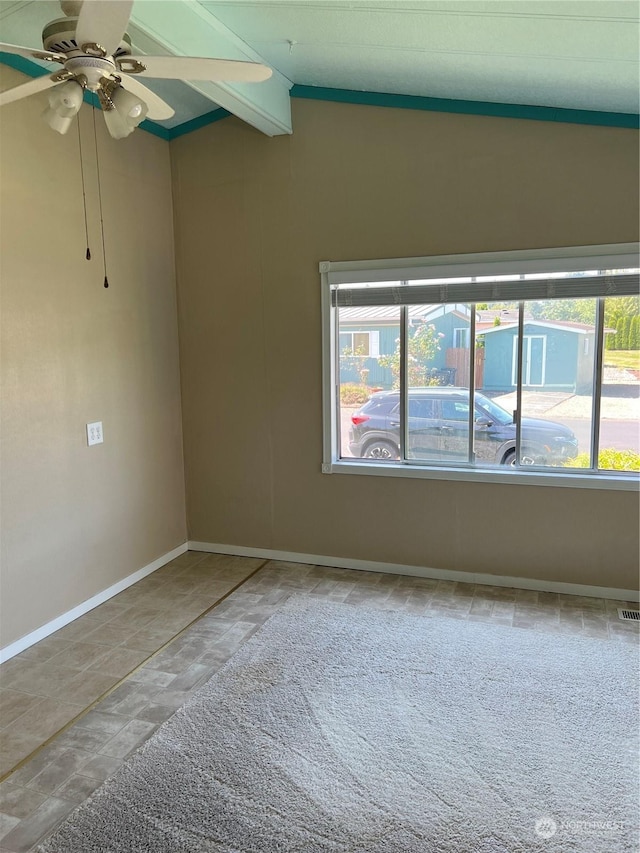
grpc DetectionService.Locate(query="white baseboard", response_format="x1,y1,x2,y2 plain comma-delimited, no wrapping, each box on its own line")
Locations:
4,538,634,664
0,543,189,664
189,541,640,603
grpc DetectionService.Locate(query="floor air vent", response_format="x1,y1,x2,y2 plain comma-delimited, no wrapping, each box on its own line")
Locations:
618,609,640,622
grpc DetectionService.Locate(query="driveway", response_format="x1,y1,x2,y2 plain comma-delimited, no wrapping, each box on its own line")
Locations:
492,388,639,422
491,380,639,454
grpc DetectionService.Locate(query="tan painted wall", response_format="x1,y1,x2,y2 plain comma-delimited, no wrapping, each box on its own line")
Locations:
0,68,187,647
172,98,639,592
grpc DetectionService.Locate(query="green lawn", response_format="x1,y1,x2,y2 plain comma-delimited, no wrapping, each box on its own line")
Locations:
603,350,640,370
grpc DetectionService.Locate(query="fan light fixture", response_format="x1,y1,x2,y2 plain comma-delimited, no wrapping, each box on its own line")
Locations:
0,0,272,290
103,86,148,139
1,0,273,141
41,78,83,134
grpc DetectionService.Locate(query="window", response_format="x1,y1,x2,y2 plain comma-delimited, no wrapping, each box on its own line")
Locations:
454,328,470,348
338,330,380,358
409,399,437,419
441,400,470,421
322,244,640,489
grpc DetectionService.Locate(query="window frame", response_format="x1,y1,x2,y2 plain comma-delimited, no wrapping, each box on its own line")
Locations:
338,329,380,358
321,243,640,491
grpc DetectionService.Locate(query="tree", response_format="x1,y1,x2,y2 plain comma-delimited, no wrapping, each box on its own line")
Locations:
529,299,595,324
529,296,640,335
604,297,640,351
378,322,443,388
605,296,640,330
622,316,632,350
605,326,614,350
630,316,640,350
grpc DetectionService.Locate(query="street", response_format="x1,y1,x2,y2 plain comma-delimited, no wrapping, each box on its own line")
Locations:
565,418,639,455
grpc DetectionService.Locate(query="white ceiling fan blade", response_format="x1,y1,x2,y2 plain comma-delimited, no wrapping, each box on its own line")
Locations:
75,0,134,56
120,74,175,120
0,42,64,63
122,55,272,83
0,74,60,107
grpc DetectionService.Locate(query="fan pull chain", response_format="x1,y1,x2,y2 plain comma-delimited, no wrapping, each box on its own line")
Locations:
91,106,109,288
76,117,91,260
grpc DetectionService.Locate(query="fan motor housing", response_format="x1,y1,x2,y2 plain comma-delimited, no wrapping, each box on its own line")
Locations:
42,18,132,58
64,55,119,90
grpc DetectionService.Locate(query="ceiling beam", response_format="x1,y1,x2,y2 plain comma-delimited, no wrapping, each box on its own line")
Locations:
129,0,292,136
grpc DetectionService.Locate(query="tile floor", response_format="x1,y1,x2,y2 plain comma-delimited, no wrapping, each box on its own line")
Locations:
0,551,637,852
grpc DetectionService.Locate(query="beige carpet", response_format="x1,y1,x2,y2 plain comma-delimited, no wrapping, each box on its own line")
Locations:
40,597,638,852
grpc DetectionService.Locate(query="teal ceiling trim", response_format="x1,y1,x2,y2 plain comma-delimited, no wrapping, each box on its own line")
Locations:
139,119,170,140
3,55,638,139
0,52,50,79
290,85,640,130
167,107,231,140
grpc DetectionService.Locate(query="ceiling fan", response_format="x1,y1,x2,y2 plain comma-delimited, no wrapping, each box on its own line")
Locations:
0,0,272,138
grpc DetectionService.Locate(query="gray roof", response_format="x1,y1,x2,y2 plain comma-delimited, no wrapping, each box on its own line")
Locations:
338,304,470,324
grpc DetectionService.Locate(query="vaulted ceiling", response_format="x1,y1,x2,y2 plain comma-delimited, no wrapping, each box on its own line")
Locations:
1,0,638,137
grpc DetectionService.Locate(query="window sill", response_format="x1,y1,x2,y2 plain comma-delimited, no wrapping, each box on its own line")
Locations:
323,459,640,491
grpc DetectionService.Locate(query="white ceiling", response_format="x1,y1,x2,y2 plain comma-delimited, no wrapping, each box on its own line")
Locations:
208,0,640,113
0,0,638,135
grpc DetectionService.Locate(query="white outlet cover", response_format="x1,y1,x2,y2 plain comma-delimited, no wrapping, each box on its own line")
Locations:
87,421,103,446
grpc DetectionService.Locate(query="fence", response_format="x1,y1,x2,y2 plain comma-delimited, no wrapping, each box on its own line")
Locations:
446,348,485,388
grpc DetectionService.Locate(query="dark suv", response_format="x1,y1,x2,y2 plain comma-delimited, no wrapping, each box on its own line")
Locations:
348,388,579,466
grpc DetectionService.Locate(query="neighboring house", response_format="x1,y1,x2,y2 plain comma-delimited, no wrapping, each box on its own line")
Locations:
339,304,471,387
479,321,597,393
340,305,600,393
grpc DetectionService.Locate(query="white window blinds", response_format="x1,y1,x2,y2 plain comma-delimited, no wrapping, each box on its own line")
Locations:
332,272,639,307
325,245,640,308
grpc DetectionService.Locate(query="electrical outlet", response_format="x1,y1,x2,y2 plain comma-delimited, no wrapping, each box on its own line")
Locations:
87,421,103,446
